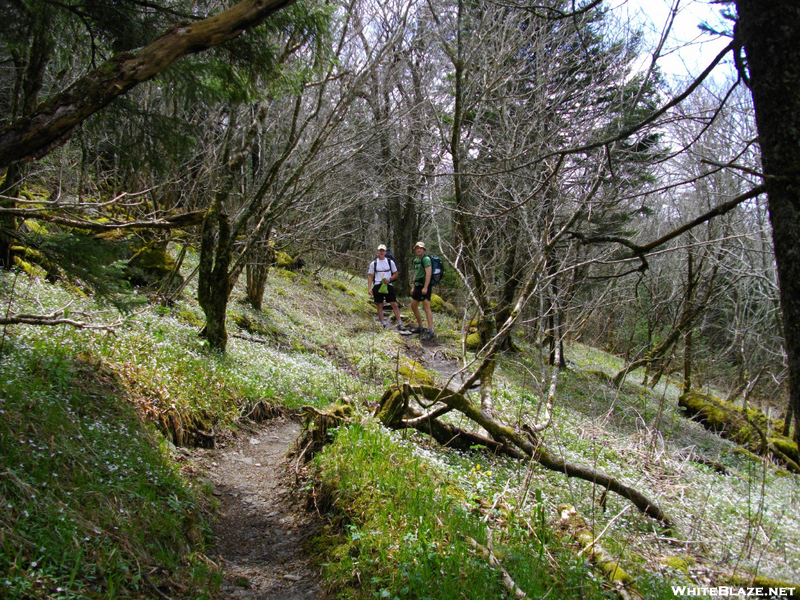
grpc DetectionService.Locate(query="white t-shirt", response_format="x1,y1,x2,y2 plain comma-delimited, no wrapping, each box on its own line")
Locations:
368,257,396,285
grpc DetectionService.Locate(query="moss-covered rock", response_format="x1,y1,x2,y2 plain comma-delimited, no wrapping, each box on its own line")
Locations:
275,251,300,270
325,280,350,293
127,243,180,289
232,313,276,338
465,332,482,351
660,555,695,573
130,245,175,275
398,360,435,385
275,268,299,281
430,293,444,312
177,310,204,328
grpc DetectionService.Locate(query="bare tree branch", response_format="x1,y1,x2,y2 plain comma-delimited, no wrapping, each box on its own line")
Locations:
0,0,299,167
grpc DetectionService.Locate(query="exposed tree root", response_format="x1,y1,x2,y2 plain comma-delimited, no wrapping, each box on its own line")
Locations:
156,399,285,449
158,408,217,448
375,384,672,528
556,504,644,600
291,399,354,463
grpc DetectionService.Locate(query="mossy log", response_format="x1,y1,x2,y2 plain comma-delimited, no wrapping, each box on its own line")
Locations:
679,391,799,472
375,384,672,528
557,504,644,600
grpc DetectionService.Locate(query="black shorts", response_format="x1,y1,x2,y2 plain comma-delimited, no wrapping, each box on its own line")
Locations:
411,284,431,302
373,284,397,304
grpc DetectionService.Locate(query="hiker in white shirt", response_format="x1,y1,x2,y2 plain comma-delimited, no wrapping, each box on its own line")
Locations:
367,245,406,331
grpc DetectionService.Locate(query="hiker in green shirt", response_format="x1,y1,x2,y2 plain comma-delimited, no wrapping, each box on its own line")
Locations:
409,241,435,340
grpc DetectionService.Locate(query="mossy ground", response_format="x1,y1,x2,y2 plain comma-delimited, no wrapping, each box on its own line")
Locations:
2,242,799,598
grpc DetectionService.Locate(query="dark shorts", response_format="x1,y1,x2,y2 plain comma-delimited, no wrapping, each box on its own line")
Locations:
411,284,431,302
373,284,397,304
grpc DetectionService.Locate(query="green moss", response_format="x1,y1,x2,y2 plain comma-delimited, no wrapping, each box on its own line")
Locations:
232,314,273,337
661,555,695,573
22,219,48,235
13,256,46,277
465,332,482,350
178,310,204,328
430,294,444,312
130,245,175,276
11,245,45,261
678,391,786,455
769,436,799,462
398,360,435,385
275,251,294,269
728,573,800,588
600,561,633,584
325,280,350,293
275,269,299,281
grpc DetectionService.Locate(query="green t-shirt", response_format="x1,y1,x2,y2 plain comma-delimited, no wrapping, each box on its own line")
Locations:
413,255,432,284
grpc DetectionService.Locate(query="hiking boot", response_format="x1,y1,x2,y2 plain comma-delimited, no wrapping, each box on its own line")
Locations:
396,323,408,332
409,325,423,334
422,329,435,340
381,321,388,328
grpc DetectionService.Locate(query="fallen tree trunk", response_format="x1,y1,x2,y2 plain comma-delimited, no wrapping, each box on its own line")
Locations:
375,384,673,528
679,390,800,473
557,504,644,600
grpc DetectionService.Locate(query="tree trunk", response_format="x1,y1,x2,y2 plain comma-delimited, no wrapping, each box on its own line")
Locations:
736,0,800,447
0,163,21,268
246,237,275,310
682,248,694,394
198,206,233,352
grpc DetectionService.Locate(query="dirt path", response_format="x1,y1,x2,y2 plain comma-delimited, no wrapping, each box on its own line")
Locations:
186,418,326,600
180,331,461,600
403,335,470,390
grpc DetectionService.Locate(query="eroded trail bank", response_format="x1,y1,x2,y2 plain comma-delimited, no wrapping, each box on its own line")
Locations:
185,419,325,599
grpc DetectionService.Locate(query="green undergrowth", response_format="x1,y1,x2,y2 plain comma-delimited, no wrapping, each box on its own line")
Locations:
483,344,800,585
312,421,658,600
0,262,384,598
0,344,218,599
3,250,800,598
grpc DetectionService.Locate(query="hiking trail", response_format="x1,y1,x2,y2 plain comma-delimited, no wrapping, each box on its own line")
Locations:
181,321,463,599
184,419,326,600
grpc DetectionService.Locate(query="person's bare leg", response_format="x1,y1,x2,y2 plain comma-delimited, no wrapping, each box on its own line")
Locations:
411,298,423,328
390,302,403,324
376,302,385,324
423,300,433,329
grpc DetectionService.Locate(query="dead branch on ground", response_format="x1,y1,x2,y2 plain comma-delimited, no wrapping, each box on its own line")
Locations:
375,383,672,528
